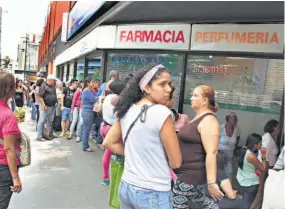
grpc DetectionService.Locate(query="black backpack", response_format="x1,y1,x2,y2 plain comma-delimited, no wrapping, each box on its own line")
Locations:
52,115,62,132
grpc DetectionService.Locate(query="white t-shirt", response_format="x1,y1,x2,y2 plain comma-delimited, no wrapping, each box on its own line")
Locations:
218,124,240,157
102,94,116,125
120,104,171,191
258,132,279,167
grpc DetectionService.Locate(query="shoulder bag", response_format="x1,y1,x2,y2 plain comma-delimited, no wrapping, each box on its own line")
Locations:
109,104,155,208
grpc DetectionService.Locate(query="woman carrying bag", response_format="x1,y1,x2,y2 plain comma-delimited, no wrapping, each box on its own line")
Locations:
0,72,23,209
103,65,182,209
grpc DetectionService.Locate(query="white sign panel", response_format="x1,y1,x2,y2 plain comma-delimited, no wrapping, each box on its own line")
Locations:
55,27,98,66
116,24,191,50
97,26,117,49
61,13,69,42
191,24,284,53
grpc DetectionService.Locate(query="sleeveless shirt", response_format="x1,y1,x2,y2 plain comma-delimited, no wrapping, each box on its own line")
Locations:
174,113,215,185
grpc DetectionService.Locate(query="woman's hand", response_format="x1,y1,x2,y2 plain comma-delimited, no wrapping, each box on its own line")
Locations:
11,176,22,193
261,147,267,158
208,183,224,201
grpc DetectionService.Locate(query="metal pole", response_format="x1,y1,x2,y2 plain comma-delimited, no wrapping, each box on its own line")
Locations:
23,35,28,80
28,54,30,73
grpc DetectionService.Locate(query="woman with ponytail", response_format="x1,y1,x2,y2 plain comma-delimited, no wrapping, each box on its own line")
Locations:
236,133,267,209
103,65,181,208
173,85,223,209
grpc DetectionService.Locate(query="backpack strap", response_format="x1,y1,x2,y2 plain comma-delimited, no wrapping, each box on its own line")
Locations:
123,104,155,146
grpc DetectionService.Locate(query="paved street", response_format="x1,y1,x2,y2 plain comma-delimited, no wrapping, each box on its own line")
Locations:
9,120,112,209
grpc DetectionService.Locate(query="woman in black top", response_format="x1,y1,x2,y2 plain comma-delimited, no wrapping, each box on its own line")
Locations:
14,80,26,108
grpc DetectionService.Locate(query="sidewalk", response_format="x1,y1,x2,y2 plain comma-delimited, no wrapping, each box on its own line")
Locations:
12,120,112,209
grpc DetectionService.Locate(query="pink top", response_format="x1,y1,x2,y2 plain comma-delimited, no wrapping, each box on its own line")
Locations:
175,113,191,132
0,100,21,165
71,89,82,111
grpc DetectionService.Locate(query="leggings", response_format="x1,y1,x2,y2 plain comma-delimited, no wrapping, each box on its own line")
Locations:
172,180,218,209
100,123,112,180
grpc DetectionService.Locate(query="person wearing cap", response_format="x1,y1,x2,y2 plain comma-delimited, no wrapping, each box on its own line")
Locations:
36,75,57,141
97,70,119,96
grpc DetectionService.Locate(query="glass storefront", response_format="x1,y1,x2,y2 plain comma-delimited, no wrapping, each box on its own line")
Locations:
183,55,284,145
106,52,185,110
87,57,101,80
76,59,85,81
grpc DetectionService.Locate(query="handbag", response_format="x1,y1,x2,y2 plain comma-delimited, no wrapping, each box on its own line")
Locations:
43,122,54,140
262,169,284,209
94,91,105,113
0,132,31,168
109,104,155,209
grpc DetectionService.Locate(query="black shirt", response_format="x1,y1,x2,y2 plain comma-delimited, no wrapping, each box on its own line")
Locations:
39,83,57,106
62,87,76,108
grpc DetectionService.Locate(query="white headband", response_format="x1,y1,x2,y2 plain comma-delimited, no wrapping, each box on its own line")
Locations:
139,64,165,92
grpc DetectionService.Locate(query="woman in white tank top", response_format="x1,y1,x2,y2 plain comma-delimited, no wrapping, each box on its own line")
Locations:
103,65,182,209
100,81,125,185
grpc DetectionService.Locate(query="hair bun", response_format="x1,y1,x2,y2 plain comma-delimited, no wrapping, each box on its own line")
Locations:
213,102,219,112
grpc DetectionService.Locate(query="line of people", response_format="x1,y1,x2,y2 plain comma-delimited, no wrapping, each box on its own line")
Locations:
101,65,283,209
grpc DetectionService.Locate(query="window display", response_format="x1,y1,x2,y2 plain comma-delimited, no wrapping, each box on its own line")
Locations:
106,52,185,110
184,55,284,145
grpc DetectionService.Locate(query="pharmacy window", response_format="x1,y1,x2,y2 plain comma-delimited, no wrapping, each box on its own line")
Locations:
183,55,284,145
106,52,185,110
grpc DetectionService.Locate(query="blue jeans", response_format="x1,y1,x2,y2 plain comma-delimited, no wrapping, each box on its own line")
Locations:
37,105,55,138
119,180,173,209
225,157,233,180
31,102,37,120
81,110,94,150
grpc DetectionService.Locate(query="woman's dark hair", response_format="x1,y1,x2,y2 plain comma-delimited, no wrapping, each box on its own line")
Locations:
238,133,262,169
169,86,175,100
16,79,22,88
36,78,44,87
83,77,93,89
124,73,134,86
170,109,179,121
264,119,279,134
115,65,168,119
109,80,125,95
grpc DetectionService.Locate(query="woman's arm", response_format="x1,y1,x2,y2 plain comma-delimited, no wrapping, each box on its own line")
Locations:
85,91,97,104
160,116,182,169
71,90,80,111
247,148,267,172
102,120,124,155
4,135,19,180
220,179,237,199
200,115,224,201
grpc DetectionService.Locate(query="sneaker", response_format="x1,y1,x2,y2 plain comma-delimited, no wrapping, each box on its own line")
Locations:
37,137,45,141
76,137,81,143
67,133,72,140
65,131,70,136
101,179,110,186
60,131,65,137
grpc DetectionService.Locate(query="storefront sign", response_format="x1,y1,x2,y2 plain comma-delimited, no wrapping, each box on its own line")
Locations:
116,24,191,50
191,24,284,53
192,64,227,76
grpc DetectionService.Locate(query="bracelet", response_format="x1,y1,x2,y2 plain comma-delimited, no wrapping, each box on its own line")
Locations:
207,182,216,185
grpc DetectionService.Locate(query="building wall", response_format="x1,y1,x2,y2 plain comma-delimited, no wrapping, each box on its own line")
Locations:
38,1,75,74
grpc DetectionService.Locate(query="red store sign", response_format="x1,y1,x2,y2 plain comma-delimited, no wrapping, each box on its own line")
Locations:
115,24,191,50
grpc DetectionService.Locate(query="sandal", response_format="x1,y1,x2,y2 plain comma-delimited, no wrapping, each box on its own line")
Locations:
84,147,94,152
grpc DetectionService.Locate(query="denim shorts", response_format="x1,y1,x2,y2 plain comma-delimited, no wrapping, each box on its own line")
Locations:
62,107,71,120
119,180,173,209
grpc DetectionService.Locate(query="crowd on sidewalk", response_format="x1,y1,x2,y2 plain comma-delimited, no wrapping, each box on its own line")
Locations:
0,66,284,209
